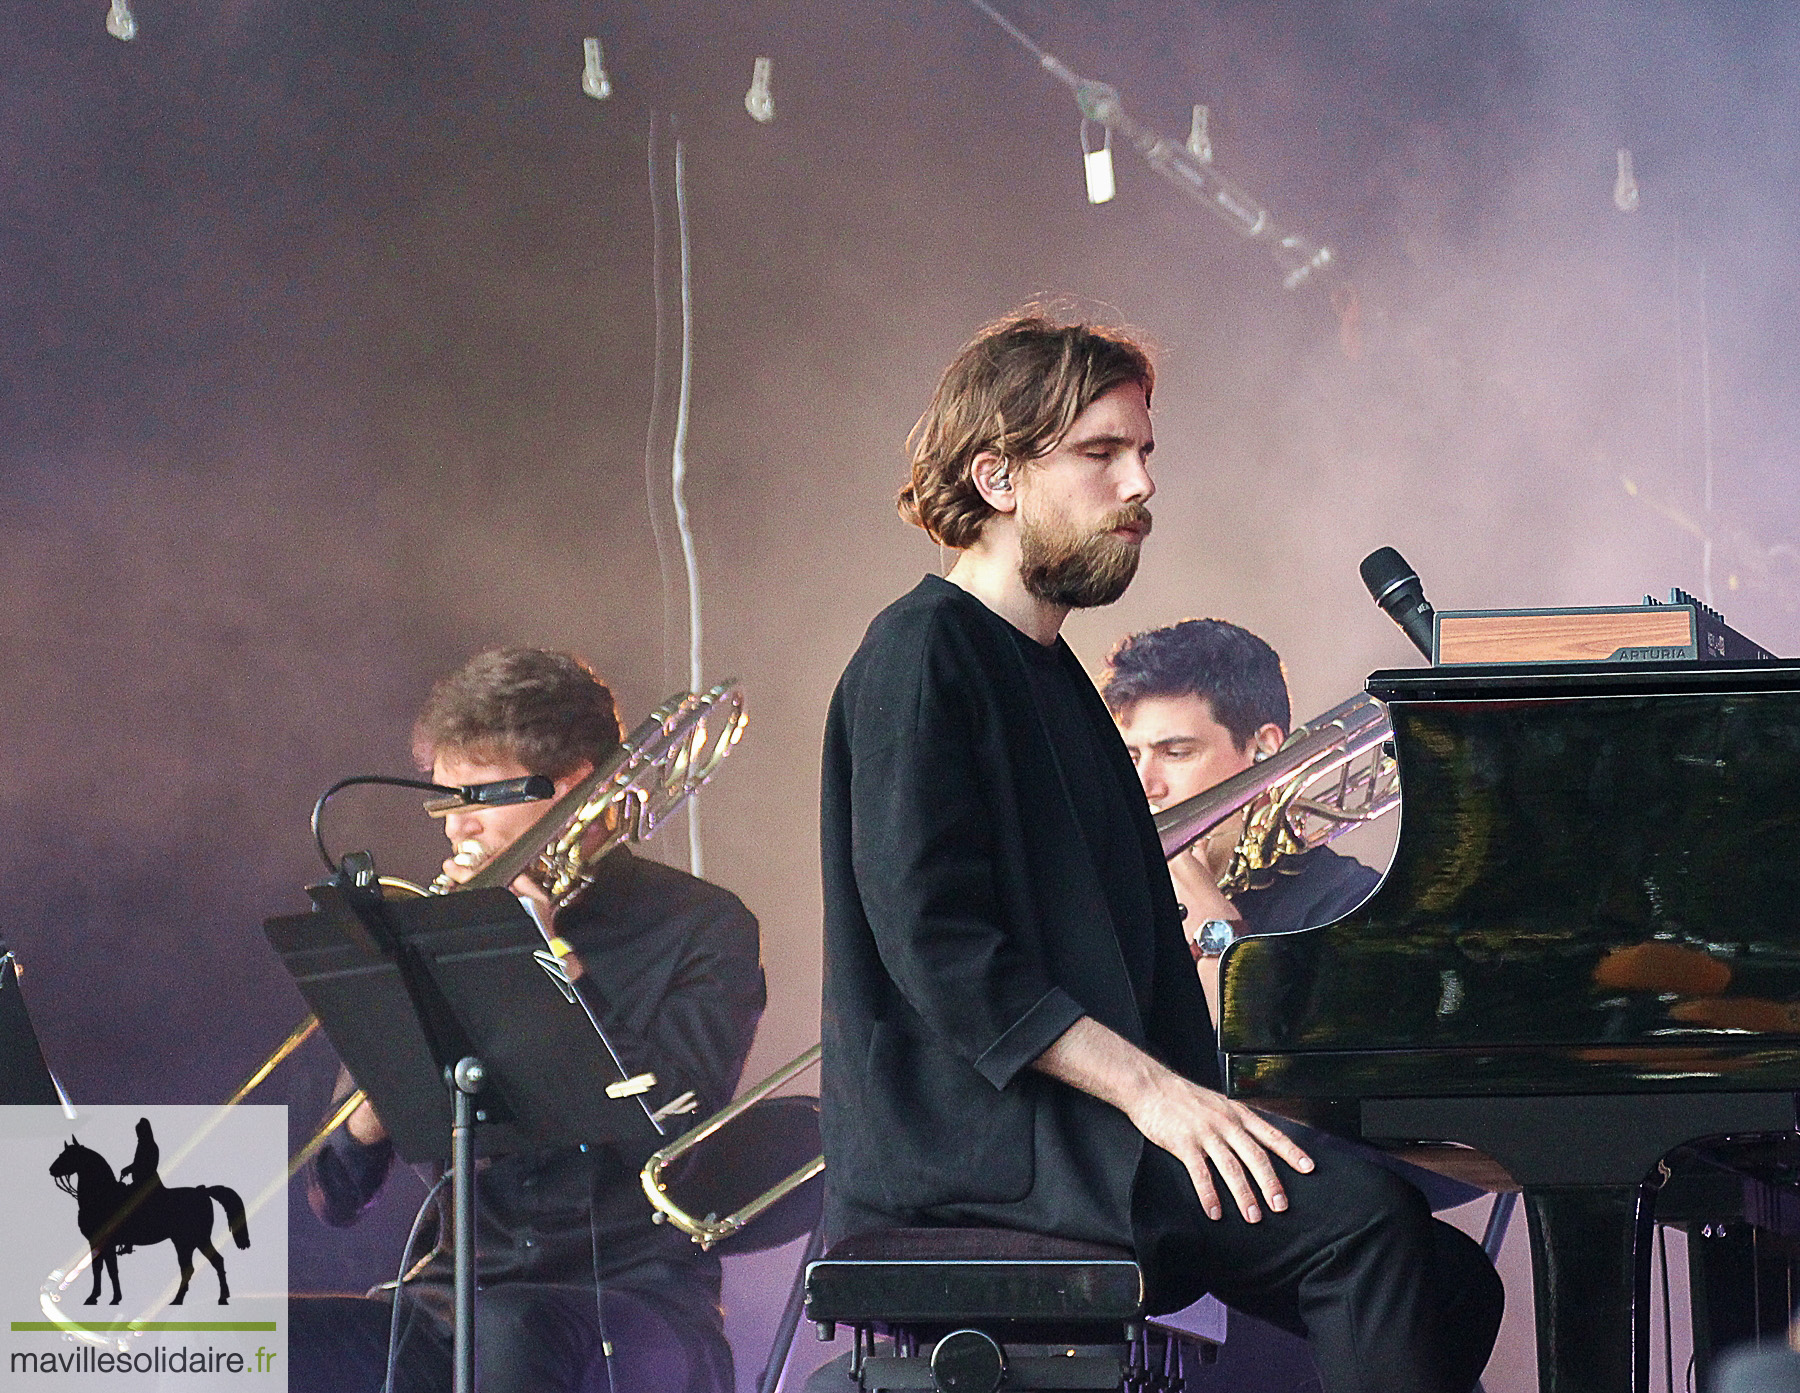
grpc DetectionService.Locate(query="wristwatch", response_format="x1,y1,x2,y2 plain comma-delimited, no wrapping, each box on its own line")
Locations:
1194,918,1240,959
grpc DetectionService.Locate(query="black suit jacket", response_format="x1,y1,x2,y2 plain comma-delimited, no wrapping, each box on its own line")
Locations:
820,576,1215,1247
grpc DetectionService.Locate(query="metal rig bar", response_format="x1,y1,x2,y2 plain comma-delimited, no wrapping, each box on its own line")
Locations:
962,0,1335,290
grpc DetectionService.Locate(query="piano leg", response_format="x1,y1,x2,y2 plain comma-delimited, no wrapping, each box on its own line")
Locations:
1689,1221,1799,1382
1524,1184,1657,1393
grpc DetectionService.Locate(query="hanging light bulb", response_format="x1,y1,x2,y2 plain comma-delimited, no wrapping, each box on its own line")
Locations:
1186,104,1213,164
105,0,136,41
745,56,775,123
581,37,612,101
1081,118,1115,204
1613,147,1640,212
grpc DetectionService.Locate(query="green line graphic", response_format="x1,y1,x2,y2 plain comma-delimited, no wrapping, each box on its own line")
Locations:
10,1321,278,1331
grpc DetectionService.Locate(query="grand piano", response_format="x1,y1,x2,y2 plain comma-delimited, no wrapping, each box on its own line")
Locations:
1219,657,1800,1393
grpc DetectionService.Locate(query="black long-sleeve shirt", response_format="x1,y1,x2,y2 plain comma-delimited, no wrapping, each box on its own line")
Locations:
309,847,764,1295
821,576,1215,1246
1235,846,1380,940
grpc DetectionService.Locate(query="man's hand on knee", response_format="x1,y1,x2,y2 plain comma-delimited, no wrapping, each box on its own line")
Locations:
1032,1015,1314,1224
1129,1074,1314,1223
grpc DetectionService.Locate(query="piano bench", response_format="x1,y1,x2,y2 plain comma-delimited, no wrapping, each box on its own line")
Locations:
802,1227,1218,1393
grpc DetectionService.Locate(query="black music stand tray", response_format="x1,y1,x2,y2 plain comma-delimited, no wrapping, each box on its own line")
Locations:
1,937,61,1107
265,881,660,1393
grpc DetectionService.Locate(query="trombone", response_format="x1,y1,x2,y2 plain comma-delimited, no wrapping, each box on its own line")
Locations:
238,682,749,1172
640,1044,822,1249
1155,691,1398,894
636,692,1403,1246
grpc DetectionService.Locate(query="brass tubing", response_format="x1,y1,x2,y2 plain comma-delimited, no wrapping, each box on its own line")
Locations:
275,684,748,1185
374,683,747,909
288,1088,367,1179
1153,691,1399,893
708,1156,824,1244
226,1014,321,1108
640,1043,822,1249
1154,692,1392,860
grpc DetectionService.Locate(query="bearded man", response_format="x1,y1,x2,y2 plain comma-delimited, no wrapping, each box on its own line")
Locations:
818,313,1503,1393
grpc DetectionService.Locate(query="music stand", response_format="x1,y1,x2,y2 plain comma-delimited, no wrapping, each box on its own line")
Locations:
265,881,660,1393
0,938,61,1107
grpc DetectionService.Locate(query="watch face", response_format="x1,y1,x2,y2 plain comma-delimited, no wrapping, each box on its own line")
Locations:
1196,919,1238,957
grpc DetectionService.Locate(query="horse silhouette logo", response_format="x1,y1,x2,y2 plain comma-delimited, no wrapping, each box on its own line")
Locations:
48,1118,251,1306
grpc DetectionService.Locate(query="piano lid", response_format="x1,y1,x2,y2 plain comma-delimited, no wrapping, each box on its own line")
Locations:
1220,658,1800,1101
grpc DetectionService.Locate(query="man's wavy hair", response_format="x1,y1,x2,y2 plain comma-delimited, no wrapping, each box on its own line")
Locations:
413,648,624,778
1101,619,1292,745
898,312,1155,549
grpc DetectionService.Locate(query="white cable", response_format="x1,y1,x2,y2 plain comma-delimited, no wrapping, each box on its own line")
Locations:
1698,259,1716,606
383,1174,451,1393
641,119,679,689
669,138,705,878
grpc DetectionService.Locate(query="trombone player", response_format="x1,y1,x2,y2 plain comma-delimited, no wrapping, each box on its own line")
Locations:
291,647,764,1393
1102,618,1380,1024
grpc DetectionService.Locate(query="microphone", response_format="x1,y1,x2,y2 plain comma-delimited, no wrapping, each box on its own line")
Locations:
1359,547,1435,660
312,773,558,873
420,775,557,819
454,775,557,807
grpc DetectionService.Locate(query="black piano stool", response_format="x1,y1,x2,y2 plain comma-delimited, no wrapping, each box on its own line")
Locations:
802,1228,1217,1393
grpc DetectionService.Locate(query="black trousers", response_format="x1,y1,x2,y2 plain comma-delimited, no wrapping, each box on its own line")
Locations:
289,1280,733,1393
1131,1119,1505,1393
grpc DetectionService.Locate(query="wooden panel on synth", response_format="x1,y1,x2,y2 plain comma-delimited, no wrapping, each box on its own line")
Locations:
1435,607,1696,665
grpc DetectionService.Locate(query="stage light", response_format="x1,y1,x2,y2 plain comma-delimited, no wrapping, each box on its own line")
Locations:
105,0,136,41
1081,118,1115,204
1186,104,1213,164
745,56,775,123
581,37,613,101
1614,148,1640,212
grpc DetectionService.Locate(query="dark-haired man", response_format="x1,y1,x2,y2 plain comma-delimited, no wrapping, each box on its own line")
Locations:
292,648,765,1393
821,313,1501,1393
1103,619,1379,1023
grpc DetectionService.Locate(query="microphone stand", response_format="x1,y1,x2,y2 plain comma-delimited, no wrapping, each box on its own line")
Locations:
961,0,1335,291
449,1056,485,1393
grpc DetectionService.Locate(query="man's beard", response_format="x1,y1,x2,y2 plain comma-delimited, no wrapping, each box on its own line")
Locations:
1019,502,1153,609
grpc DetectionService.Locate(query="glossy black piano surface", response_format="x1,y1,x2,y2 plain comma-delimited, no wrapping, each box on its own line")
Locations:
1224,659,1800,1095
1219,659,1800,1393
